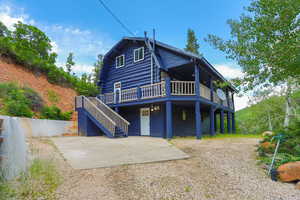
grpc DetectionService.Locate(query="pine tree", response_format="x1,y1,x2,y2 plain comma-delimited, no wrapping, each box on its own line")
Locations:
184,28,200,55
66,52,75,73
92,54,104,85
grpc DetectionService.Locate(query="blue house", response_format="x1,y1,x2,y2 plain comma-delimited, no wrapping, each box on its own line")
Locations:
75,36,237,139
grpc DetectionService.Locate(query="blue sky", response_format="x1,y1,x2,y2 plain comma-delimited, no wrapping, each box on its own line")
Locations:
0,0,250,109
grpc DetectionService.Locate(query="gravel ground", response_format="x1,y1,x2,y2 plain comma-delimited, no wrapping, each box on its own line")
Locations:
30,137,300,200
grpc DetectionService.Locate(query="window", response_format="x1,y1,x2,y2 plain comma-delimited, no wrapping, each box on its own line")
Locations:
182,110,187,121
116,55,125,68
134,47,144,62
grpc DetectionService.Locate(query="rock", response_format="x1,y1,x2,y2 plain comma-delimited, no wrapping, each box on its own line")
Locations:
260,142,275,150
277,161,300,182
296,182,300,190
262,131,274,137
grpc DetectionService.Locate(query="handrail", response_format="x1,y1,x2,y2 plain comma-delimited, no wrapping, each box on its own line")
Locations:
140,81,166,99
200,84,211,100
121,88,138,102
82,96,116,135
171,81,195,95
90,97,130,135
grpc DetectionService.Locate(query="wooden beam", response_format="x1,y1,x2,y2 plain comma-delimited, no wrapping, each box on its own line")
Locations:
166,101,173,139
195,101,202,139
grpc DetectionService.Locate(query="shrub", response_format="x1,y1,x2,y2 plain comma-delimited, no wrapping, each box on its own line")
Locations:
40,106,72,120
23,86,44,112
257,120,300,168
5,100,33,118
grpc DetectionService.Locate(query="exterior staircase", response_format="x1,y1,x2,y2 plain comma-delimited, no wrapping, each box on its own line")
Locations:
75,96,129,138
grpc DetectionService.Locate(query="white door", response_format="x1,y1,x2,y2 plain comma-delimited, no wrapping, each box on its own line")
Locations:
114,82,121,103
140,108,150,136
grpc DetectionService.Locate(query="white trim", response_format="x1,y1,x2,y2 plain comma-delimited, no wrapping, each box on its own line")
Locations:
116,55,125,68
133,47,144,63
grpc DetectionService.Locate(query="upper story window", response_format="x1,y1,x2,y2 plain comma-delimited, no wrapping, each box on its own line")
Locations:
134,47,144,62
116,55,125,68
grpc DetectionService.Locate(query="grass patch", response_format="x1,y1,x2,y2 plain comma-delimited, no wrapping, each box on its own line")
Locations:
0,158,61,200
172,133,262,140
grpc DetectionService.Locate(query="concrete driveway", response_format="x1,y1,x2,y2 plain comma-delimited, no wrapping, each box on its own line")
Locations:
51,136,189,169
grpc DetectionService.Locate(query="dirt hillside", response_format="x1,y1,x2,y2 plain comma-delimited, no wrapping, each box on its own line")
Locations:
0,58,77,115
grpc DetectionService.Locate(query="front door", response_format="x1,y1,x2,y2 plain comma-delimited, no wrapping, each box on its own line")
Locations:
140,108,150,136
114,82,121,103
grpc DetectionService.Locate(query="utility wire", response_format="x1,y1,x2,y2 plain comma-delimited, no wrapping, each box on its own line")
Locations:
97,0,135,36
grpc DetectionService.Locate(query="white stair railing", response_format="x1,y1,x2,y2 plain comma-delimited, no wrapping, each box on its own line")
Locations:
77,96,116,136
89,97,130,135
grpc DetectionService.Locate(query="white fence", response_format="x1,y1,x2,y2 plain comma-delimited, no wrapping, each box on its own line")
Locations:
171,81,195,95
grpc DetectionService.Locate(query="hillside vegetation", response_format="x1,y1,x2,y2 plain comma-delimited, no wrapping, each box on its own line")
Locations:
0,21,98,96
236,90,300,134
0,82,72,120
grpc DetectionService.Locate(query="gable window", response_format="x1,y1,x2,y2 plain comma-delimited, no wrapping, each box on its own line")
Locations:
134,47,144,62
116,55,125,68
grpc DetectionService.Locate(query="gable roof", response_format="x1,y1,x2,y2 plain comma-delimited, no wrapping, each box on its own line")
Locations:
103,37,237,92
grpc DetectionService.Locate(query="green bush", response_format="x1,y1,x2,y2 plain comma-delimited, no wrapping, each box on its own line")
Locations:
0,21,99,96
258,121,300,168
40,106,72,120
23,87,44,112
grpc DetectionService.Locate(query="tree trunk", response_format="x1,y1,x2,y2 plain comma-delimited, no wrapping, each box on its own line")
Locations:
283,83,293,128
267,111,273,131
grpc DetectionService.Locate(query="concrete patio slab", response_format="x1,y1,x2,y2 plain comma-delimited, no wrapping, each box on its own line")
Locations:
51,136,189,169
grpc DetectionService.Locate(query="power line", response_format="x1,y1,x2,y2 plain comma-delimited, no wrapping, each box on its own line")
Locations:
97,0,135,36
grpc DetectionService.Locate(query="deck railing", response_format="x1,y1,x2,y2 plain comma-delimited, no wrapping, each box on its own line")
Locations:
89,97,129,135
171,81,195,95
77,96,116,135
98,81,233,109
121,88,138,102
141,81,166,99
200,84,211,100
213,91,223,105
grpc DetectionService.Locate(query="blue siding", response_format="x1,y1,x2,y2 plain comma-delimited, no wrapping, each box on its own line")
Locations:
101,42,160,93
119,104,165,137
77,108,104,136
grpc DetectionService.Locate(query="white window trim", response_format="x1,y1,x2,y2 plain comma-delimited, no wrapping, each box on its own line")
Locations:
116,55,125,68
134,47,144,63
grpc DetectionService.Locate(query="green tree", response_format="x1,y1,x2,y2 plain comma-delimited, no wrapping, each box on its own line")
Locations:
184,28,200,55
92,54,103,85
205,0,300,127
65,52,75,73
0,21,10,37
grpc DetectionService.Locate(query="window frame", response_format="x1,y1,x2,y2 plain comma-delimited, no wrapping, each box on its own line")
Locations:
133,47,145,63
116,54,125,68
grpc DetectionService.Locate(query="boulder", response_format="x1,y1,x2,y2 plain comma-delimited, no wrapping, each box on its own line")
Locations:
277,161,300,182
296,181,300,190
262,131,274,137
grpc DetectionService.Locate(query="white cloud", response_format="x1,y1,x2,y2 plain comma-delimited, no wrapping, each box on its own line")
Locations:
214,63,244,79
234,94,249,111
0,3,113,76
0,5,34,30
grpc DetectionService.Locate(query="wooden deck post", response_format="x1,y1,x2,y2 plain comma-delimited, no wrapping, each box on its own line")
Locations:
210,106,215,136
195,64,200,97
137,86,141,100
195,101,202,139
165,75,171,97
166,101,173,139
209,76,214,102
227,111,232,133
232,113,236,133
220,110,225,133
214,112,217,132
